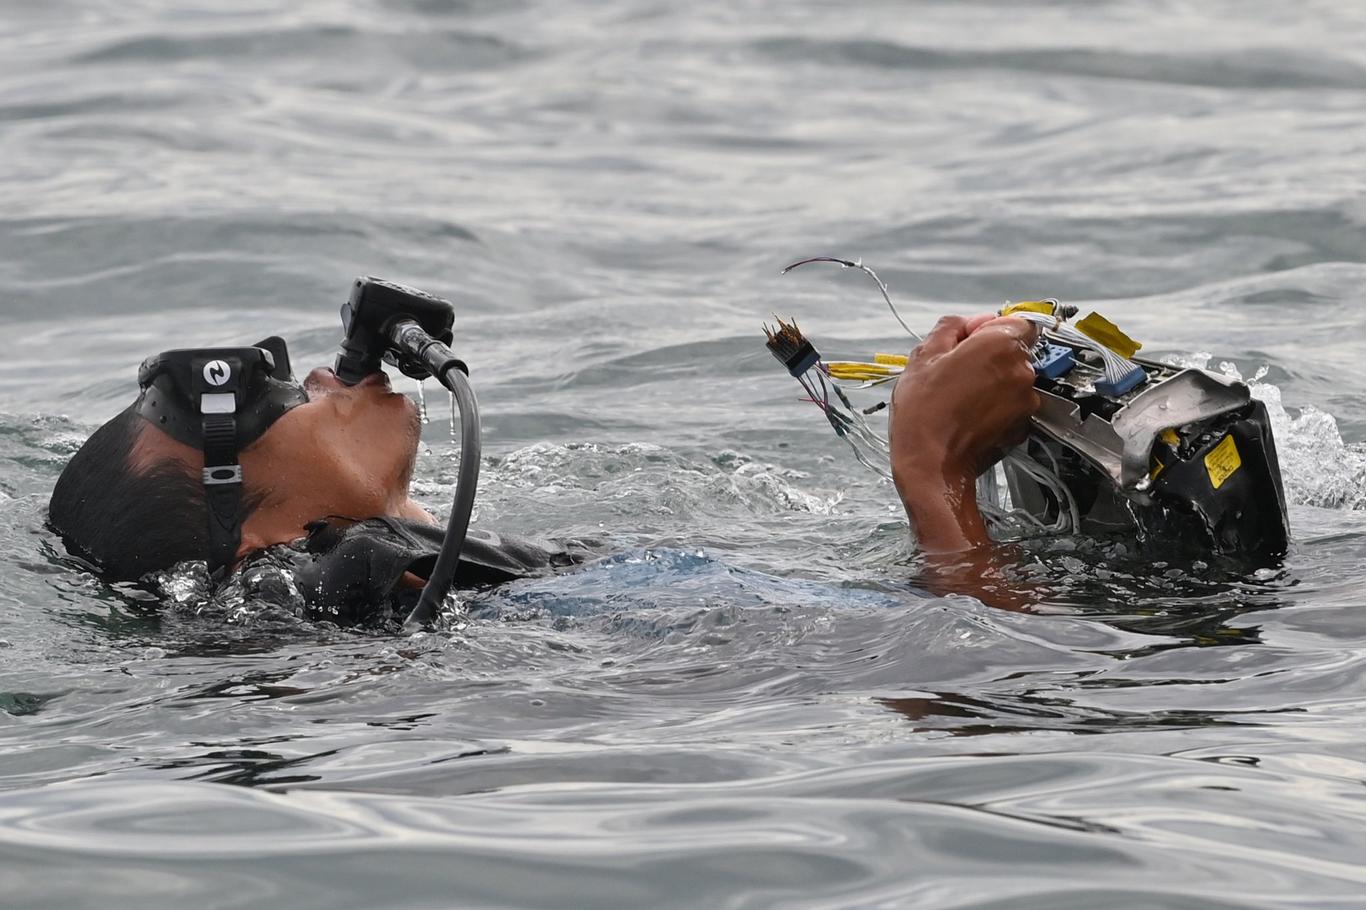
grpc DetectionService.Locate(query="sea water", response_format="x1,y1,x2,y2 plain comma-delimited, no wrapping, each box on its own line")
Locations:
2,1,1366,907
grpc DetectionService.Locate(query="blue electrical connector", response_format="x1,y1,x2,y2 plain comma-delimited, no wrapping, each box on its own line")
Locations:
1095,366,1148,397
1033,343,1076,380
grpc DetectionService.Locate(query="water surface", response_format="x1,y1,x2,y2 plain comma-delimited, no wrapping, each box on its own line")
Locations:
2,1,1366,907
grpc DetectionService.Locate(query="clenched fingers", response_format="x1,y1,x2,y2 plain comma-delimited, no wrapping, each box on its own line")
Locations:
911,315,974,360
966,315,1041,351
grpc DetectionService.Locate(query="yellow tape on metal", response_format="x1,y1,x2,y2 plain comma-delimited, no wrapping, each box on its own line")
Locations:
1076,313,1142,359
1002,300,1058,317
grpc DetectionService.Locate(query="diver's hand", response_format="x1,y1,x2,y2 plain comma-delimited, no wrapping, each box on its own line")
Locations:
889,314,1041,553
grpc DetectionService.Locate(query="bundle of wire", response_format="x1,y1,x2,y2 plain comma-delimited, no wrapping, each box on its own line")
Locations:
767,259,1097,538
762,317,898,483
1000,298,1147,395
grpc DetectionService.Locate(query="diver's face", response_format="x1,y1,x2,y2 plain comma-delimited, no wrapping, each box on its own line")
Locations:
131,365,431,559
246,366,423,524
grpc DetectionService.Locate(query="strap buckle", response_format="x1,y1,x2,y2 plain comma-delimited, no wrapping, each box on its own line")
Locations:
203,465,243,486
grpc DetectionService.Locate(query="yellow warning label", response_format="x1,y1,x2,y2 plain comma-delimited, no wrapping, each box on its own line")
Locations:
1076,313,1142,360
1204,435,1242,490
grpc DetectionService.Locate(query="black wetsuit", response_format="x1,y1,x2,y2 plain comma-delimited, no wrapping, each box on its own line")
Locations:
273,517,596,625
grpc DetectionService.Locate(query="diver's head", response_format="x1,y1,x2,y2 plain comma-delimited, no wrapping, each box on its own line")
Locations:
49,340,423,581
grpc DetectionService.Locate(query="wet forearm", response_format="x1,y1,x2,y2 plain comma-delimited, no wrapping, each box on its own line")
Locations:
886,313,1040,556
892,456,991,554
894,457,1039,612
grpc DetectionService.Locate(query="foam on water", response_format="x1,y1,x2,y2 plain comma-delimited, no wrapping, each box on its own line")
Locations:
1170,352,1366,511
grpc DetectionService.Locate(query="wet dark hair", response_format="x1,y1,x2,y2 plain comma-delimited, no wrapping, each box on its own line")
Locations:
48,407,263,581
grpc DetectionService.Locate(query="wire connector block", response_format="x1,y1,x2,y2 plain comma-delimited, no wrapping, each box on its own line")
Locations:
1095,365,1148,398
763,317,821,377
1034,343,1076,380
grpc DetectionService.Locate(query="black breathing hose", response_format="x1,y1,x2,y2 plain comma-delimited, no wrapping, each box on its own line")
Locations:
384,320,482,628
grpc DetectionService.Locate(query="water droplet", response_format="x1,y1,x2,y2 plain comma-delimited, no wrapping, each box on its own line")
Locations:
416,380,429,424
449,390,458,444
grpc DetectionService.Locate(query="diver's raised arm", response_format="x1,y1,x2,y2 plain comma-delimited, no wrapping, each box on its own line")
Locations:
889,314,1041,554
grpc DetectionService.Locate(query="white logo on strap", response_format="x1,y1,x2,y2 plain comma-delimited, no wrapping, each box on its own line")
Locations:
203,360,232,386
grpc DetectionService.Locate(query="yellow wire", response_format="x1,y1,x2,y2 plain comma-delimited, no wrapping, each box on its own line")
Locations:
826,361,901,381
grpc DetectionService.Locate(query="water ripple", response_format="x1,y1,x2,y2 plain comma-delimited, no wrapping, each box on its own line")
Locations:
753,37,1366,90
3,0,1366,906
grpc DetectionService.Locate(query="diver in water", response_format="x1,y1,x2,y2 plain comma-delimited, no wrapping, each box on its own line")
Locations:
47,334,591,625
47,301,1041,625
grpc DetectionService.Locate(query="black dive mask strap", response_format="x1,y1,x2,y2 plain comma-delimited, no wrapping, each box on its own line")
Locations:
198,371,244,578
138,342,308,579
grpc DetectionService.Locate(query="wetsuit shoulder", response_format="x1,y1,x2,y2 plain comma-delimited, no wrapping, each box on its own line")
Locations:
291,517,595,625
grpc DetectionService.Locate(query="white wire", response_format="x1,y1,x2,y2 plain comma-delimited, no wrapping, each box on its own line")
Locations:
852,260,922,343
1001,449,1082,533
826,372,901,391
798,364,1080,538
825,377,890,450
1013,311,1141,385
777,302,1101,539
781,256,923,342
794,367,893,474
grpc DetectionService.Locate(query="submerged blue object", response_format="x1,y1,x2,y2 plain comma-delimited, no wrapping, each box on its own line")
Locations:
471,547,922,620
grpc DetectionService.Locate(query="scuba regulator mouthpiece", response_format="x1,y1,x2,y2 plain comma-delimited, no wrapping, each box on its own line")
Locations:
335,277,466,385
333,276,481,628
128,277,481,621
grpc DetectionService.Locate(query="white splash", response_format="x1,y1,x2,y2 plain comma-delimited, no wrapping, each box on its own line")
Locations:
1166,353,1366,510
146,560,212,608
726,460,844,516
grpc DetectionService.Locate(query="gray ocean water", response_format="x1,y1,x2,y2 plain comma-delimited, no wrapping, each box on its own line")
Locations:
3,1,1366,907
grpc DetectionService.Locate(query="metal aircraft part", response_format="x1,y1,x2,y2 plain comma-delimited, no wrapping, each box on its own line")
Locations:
1030,363,1251,493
